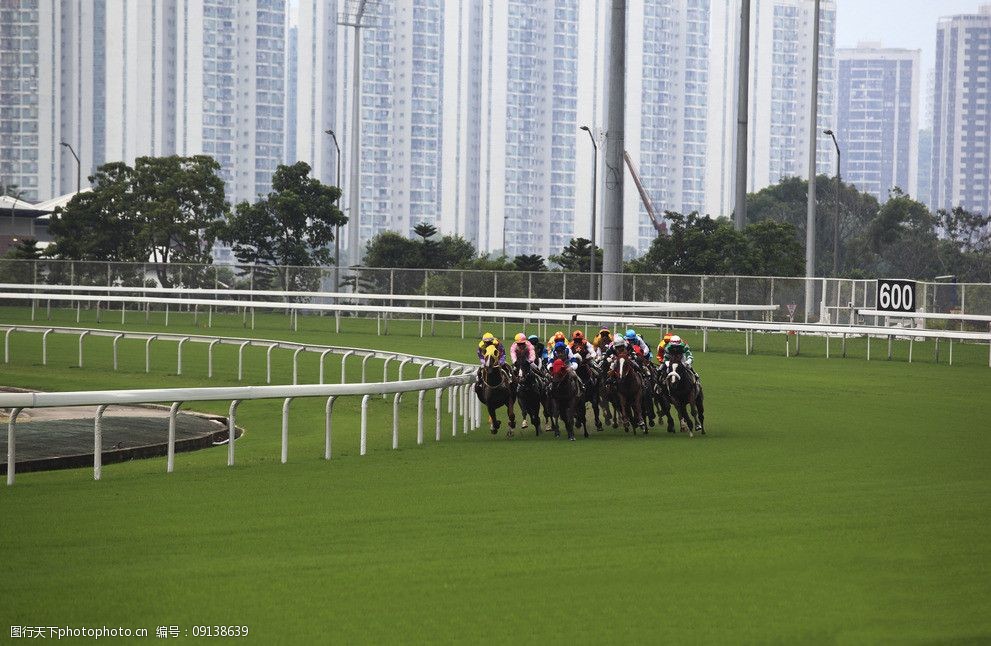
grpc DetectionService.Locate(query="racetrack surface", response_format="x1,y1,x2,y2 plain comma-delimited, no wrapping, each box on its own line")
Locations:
1,308,989,644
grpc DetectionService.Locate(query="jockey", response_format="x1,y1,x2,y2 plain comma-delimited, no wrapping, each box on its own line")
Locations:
661,335,700,385
591,327,612,356
546,330,567,354
476,332,506,365
602,335,627,362
657,330,675,359
509,333,536,367
551,340,579,371
662,335,694,367
528,334,549,369
476,332,506,389
570,330,591,357
624,329,653,361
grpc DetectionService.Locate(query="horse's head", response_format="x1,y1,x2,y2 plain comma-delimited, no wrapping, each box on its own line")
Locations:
483,343,499,367
666,360,684,386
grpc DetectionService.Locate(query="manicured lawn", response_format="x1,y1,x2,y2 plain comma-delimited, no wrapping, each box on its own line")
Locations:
1,308,989,644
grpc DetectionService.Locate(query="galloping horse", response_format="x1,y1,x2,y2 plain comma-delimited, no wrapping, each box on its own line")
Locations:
476,345,518,437
547,360,584,440
514,359,544,434
608,355,646,434
662,357,705,437
575,352,605,432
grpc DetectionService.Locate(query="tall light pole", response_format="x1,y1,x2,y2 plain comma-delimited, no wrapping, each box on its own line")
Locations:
804,0,821,320
601,0,627,297
339,0,374,268
580,125,598,300
60,142,80,195
823,129,840,277
733,0,751,230
325,129,342,292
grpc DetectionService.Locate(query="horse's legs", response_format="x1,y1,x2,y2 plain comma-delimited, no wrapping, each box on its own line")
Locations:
695,389,705,434
676,402,695,438
507,397,517,431
659,395,675,433
617,394,630,432
487,403,500,434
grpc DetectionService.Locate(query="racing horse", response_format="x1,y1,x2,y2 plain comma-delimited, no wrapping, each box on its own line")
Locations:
476,344,518,437
513,358,545,434
546,359,584,440
608,355,647,434
575,351,605,432
662,356,705,437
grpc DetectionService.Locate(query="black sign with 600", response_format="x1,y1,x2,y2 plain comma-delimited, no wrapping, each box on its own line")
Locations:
876,279,916,312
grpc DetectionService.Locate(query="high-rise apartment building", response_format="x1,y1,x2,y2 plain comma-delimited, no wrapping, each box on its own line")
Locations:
294,0,339,192
3,0,285,206
836,43,919,202
932,5,991,217
284,24,297,165
478,0,579,258
704,0,836,218
625,0,710,254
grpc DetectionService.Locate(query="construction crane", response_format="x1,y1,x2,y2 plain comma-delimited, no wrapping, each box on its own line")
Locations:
623,151,668,235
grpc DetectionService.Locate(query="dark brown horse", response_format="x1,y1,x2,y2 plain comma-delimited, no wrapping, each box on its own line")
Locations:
476,346,517,437
547,362,584,440
608,355,646,434
662,356,705,437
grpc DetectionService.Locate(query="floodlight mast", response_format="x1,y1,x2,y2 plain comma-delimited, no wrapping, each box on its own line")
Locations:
338,1,376,267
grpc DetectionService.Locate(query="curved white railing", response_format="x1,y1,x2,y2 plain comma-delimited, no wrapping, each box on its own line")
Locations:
1,326,480,486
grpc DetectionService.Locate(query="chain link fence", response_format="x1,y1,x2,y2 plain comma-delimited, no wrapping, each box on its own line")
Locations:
1,259,989,323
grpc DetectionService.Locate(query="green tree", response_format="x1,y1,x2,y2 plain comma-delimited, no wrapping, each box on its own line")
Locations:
0,237,42,283
220,162,344,291
630,212,759,275
513,254,546,271
743,220,804,276
48,155,228,286
549,238,602,272
746,175,881,275
936,206,991,253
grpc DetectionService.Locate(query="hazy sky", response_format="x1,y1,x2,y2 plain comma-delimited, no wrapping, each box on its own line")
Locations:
836,0,989,75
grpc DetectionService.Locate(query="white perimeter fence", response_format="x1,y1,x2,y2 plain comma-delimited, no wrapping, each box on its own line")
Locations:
2,259,990,323
1,326,479,486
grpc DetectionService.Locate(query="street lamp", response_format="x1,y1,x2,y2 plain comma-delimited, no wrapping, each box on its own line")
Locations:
59,142,80,195
324,129,342,292
823,129,840,276
580,125,598,300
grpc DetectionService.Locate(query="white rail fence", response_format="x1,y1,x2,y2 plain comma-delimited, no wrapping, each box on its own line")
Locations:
1,326,479,486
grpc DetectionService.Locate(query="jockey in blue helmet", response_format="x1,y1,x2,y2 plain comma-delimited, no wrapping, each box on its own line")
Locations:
624,328,652,361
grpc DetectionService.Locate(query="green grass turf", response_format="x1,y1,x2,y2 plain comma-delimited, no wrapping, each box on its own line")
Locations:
1,307,990,644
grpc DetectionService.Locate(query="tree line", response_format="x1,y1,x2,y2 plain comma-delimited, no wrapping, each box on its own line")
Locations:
10,154,990,287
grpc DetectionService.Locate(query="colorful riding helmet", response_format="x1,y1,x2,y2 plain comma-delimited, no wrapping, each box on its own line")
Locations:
599,327,610,335
612,337,627,348
625,329,637,340
554,340,567,350
481,332,495,343
573,330,584,340
514,333,527,343
554,331,566,341
527,334,540,344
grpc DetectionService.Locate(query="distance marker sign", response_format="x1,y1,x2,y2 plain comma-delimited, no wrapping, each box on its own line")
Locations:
876,279,916,312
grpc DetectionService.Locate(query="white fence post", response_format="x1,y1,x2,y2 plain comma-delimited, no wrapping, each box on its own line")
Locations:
6,407,21,485
266,343,276,384
78,331,88,368
392,392,402,449
176,337,188,375
324,396,336,460
360,394,370,456
281,397,293,463
434,389,442,441
145,336,157,373
237,341,250,381
319,349,333,384
113,334,124,370
398,357,411,382
228,400,240,466
361,353,372,383
167,402,181,473
208,339,220,378
341,350,355,384
42,328,52,365
94,404,108,481
292,347,304,385
4,328,12,364
382,355,394,398
417,390,425,445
